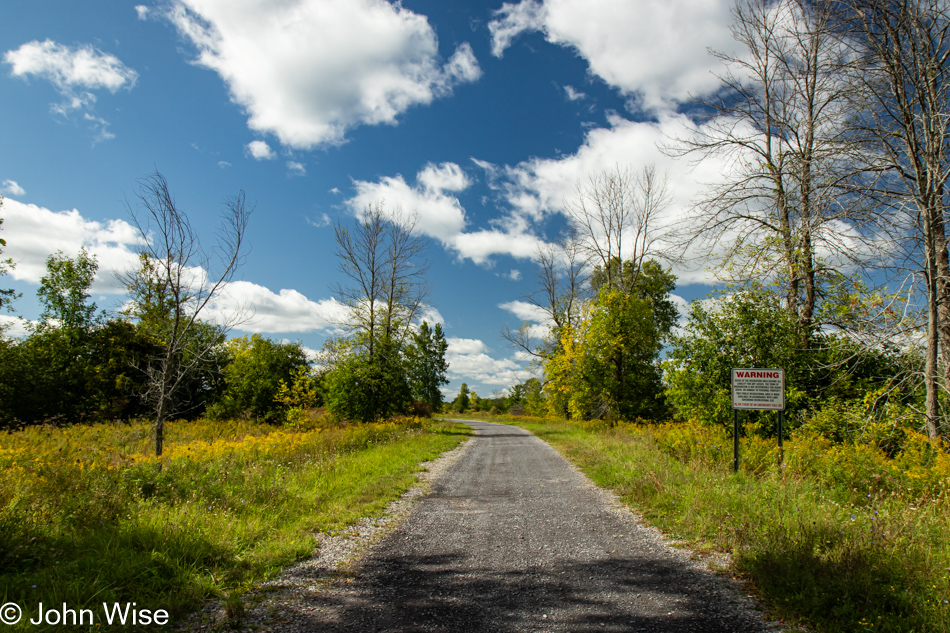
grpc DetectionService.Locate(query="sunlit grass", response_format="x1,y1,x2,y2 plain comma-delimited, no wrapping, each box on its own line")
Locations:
486,415,950,633
0,416,470,631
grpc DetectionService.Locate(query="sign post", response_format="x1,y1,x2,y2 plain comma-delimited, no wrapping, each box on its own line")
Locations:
730,368,785,472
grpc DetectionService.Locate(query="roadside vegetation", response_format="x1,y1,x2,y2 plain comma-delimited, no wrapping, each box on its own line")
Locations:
447,413,944,633
0,415,469,631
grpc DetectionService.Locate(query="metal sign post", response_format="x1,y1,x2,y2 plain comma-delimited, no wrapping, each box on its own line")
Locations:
730,368,786,473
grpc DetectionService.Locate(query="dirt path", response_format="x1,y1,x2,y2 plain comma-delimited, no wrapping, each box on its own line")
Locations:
238,420,785,632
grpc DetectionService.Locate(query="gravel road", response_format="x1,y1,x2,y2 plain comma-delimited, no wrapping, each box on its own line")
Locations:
234,420,786,633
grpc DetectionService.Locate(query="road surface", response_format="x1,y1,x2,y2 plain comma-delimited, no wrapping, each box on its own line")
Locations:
246,420,781,632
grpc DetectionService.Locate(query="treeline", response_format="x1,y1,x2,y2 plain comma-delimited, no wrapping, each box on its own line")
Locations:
0,182,451,440
0,246,317,428
502,0,950,449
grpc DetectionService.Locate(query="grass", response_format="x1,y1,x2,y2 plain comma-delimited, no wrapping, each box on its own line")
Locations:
0,416,470,631
467,414,950,633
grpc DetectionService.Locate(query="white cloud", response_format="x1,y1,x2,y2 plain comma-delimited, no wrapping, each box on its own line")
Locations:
0,315,31,339
287,161,306,176
217,160,231,169
135,5,150,20
488,0,734,111
447,337,488,355
444,337,532,387
563,85,586,101
504,269,522,281
0,198,142,292
496,114,727,284
169,0,481,148
246,140,275,160
4,39,137,137
207,281,347,334
1,180,25,196
347,163,469,242
499,299,551,324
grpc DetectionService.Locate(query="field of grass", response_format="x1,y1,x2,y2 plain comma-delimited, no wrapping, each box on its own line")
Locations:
0,416,469,631
478,415,950,633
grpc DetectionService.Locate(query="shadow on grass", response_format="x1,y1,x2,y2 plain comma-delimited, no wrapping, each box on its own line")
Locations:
1,522,233,632
737,540,926,633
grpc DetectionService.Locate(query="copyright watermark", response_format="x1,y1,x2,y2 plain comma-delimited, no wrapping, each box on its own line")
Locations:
0,603,169,627
0,603,22,625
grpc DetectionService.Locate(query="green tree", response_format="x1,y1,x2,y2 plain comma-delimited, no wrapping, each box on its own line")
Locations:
326,205,429,421
36,248,100,333
405,321,449,411
452,383,470,413
208,334,309,422
545,259,676,421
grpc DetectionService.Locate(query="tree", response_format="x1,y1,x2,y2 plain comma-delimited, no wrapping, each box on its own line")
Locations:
36,248,100,333
452,383,470,413
567,165,674,294
208,334,309,422
326,204,429,421
405,321,449,412
546,260,676,421
839,0,950,438
123,172,251,456
668,0,871,334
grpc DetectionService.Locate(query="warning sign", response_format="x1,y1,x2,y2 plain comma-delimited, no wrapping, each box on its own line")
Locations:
731,368,785,411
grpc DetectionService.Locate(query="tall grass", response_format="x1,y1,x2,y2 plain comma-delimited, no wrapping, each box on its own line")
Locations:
497,416,950,633
0,417,469,631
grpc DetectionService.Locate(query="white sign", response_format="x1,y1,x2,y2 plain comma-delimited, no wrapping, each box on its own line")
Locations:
731,368,785,411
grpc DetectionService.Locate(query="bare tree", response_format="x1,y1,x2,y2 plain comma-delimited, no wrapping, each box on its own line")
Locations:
122,173,251,457
841,0,950,438
501,231,589,361
333,203,429,357
566,164,674,293
668,0,871,333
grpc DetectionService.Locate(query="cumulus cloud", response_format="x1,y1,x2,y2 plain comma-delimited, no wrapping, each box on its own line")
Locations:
0,198,142,292
563,85,586,101
206,281,347,334
169,0,481,148
1,180,25,196
347,162,469,242
488,0,734,111
347,161,549,265
246,140,275,160
4,39,137,138
286,161,306,176
444,337,532,387
135,5,150,20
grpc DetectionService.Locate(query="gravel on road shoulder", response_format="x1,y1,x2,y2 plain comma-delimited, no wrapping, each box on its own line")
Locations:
184,420,799,633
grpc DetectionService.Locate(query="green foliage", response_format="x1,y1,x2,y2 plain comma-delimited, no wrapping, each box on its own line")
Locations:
36,248,101,333
275,366,322,426
545,259,675,421
450,382,471,413
207,335,310,423
664,283,915,436
404,321,449,411
324,341,411,422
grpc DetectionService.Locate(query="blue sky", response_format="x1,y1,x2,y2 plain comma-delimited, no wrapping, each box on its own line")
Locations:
0,0,741,399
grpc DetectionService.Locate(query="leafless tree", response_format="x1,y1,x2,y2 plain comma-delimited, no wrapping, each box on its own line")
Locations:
840,0,950,438
668,0,873,333
501,231,589,361
122,172,251,457
566,164,674,293
333,204,429,360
